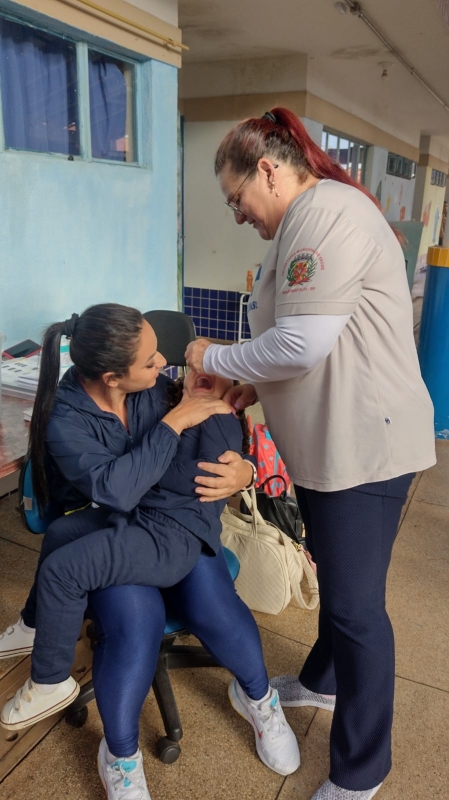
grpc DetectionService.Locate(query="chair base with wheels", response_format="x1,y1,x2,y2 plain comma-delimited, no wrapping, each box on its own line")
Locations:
65,547,240,764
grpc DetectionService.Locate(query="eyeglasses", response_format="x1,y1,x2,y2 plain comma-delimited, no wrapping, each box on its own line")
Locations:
224,164,278,216
224,168,256,215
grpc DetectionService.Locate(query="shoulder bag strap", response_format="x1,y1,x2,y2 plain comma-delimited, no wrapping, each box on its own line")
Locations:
241,488,267,530
258,474,288,494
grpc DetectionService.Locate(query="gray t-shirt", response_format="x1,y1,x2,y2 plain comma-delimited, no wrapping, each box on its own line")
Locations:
248,179,436,491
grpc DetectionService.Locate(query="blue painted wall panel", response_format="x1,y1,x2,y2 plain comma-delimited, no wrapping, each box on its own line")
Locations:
0,59,178,345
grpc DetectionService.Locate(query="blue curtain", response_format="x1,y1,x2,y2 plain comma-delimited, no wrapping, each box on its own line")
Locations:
0,18,79,155
88,53,127,161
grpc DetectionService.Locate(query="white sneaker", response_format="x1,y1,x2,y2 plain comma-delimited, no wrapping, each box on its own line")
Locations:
228,678,300,776
98,737,152,799
0,676,79,730
311,779,383,799
0,618,35,659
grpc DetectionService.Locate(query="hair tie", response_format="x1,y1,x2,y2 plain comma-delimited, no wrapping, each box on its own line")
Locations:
263,111,277,123
62,313,79,339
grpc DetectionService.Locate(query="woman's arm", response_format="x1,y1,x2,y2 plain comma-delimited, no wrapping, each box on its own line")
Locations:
186,314,350,383
194,451,255,501
47,418,181,513
46,396,232,513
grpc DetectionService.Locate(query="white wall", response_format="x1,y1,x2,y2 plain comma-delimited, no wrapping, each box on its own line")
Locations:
364,146,415,221
126,0,178,26
184,121,269,291
301,117,323,147
180,54,308,99
382,175,415,222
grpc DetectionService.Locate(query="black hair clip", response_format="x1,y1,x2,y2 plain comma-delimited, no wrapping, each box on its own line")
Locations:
263,111,277,123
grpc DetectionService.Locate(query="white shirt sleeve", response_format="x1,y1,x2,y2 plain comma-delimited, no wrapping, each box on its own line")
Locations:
202,314,350,383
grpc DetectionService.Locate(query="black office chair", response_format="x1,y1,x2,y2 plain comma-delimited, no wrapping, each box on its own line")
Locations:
143,309,196,373
59,310,239,763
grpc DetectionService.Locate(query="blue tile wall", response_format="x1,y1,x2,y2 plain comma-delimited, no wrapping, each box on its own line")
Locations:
184,287,251,341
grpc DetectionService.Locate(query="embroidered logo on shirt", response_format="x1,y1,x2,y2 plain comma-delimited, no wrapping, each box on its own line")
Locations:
281,248,324,294
287,252,317,285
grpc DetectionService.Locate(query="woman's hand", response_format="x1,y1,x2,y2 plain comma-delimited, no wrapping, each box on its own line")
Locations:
162,395,231,436
195,451,253,502
185,339,212,373
223,383,258,411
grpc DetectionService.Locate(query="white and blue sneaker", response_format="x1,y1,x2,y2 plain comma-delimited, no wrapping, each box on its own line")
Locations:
97,737,151,799
228,678,300,776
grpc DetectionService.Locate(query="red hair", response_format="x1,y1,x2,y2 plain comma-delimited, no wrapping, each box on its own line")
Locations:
215,107,382,210
215,108,407,244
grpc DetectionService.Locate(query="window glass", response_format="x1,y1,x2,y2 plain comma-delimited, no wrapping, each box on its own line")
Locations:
338,138,350,171
321,130,367,183
348,144,357,177
88,50,135,162
387,152,415,180
357,146,367,183
0,17,79,155
327,133,339,162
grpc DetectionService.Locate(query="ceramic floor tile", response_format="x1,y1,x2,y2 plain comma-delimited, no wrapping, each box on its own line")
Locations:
383,678,449,799
277,709,331,800
0,539,39,678
387,499,449,691
399,470,422,524
279,677,449,800
1,628,312,800
0,494,42,553
254,603,319,653
413,440,449,508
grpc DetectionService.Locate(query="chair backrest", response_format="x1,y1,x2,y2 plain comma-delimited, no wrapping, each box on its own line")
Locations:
143,310,195,367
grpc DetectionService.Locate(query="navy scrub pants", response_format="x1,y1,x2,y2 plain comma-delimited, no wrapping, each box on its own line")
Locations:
294,473,414,792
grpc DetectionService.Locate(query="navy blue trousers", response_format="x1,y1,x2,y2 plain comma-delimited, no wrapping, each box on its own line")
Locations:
295,473,414,791
31,513,203,682
22,508,268,755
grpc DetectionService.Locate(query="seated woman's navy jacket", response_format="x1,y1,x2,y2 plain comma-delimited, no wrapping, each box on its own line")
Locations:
46,368,243,554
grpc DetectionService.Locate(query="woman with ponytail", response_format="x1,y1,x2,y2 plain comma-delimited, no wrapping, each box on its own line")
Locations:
186,108,436,800
0,303,299,797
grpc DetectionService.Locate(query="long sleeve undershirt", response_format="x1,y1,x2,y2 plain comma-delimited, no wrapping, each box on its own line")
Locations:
203,314,351,383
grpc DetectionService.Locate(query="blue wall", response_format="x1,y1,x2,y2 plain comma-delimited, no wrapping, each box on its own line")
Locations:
0,58,178,345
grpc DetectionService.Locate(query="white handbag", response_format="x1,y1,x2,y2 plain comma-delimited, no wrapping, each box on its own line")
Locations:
220,488,319,615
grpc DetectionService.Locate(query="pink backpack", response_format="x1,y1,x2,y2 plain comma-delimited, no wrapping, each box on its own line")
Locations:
247,418,291,497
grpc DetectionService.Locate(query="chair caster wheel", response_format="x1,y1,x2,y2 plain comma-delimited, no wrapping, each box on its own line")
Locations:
156,736,181,764
65,706,88,728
